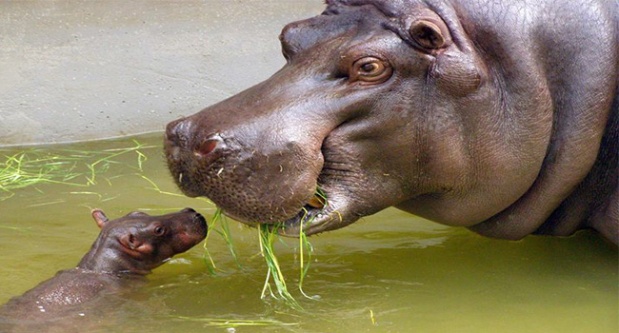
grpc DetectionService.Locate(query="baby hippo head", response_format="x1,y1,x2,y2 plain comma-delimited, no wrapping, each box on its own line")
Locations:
81,208,208,275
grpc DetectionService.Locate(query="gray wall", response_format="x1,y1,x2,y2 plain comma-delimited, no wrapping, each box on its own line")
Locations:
0,0,324,146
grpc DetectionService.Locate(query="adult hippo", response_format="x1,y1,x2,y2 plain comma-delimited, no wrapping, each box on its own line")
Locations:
165,0,618,245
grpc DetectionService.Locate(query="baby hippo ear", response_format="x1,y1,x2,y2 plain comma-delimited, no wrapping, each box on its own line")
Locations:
91,209,109,229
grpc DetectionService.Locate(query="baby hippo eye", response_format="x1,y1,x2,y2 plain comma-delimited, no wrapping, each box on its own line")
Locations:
153,226,166,236
351,56,392,84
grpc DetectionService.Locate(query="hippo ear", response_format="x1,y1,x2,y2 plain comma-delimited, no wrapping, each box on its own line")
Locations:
91,209,109,229
410,19,450,50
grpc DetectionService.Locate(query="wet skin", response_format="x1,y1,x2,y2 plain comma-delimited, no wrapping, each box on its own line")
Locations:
0,208,207,322
165,0,617,244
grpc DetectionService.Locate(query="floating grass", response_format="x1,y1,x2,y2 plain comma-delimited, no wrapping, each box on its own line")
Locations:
201,208,241,275
138,173,195,199
171,315,298,328
0,139,151,200
0,151,81,195
0,225,30,232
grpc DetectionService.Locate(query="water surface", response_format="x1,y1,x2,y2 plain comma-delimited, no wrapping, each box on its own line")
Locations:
0,133,616,332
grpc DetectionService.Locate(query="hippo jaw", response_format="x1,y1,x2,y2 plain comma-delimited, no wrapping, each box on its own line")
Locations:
165,148,387,237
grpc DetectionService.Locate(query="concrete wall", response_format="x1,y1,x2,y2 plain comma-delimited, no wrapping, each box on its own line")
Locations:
0,0,324,146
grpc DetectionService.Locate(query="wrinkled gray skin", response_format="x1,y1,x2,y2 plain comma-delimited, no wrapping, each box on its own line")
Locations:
0,208,206,325
165,0,618,245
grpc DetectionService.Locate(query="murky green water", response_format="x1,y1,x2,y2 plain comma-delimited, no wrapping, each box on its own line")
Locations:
0,133,617,333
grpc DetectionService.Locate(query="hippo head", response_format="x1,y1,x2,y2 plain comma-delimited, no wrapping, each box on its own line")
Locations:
164,0,555,237
81,208,207,274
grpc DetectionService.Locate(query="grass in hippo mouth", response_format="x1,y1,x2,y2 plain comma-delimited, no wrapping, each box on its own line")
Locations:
258,223,311,310
259,190,326,310
204,187,327,310
306,187,327,209
286,186,329,226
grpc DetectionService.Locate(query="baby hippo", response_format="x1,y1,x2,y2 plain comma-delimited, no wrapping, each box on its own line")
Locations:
0,208,207,327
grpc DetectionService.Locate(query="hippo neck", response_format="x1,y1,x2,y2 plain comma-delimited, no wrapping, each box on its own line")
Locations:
77,235,152,276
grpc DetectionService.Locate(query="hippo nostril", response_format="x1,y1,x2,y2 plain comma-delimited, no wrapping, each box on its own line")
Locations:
196,139,219,156
182,208,196,213
194,134,225,158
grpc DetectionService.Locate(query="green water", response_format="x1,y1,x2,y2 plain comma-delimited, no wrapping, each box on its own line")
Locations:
0,133,617,333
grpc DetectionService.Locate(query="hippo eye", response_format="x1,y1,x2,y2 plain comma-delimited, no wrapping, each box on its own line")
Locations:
153,226,166,236
351,57,392,84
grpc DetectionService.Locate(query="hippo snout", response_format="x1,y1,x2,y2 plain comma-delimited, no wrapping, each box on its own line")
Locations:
164,108,329,228
165,118,231,198
166,118,226,162
165,117,191,154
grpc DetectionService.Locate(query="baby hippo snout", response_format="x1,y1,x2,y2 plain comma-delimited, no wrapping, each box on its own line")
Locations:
176,207,208,249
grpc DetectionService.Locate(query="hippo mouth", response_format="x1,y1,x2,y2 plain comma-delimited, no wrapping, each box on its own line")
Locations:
277,207,333,237
165,121,362,237
266,190,340,237
216,176,348,237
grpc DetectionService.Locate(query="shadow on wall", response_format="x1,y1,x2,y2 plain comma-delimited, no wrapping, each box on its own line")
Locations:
0,0,324,146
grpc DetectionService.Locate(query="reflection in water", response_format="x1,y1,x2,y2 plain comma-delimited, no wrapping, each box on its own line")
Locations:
0,133,617,333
